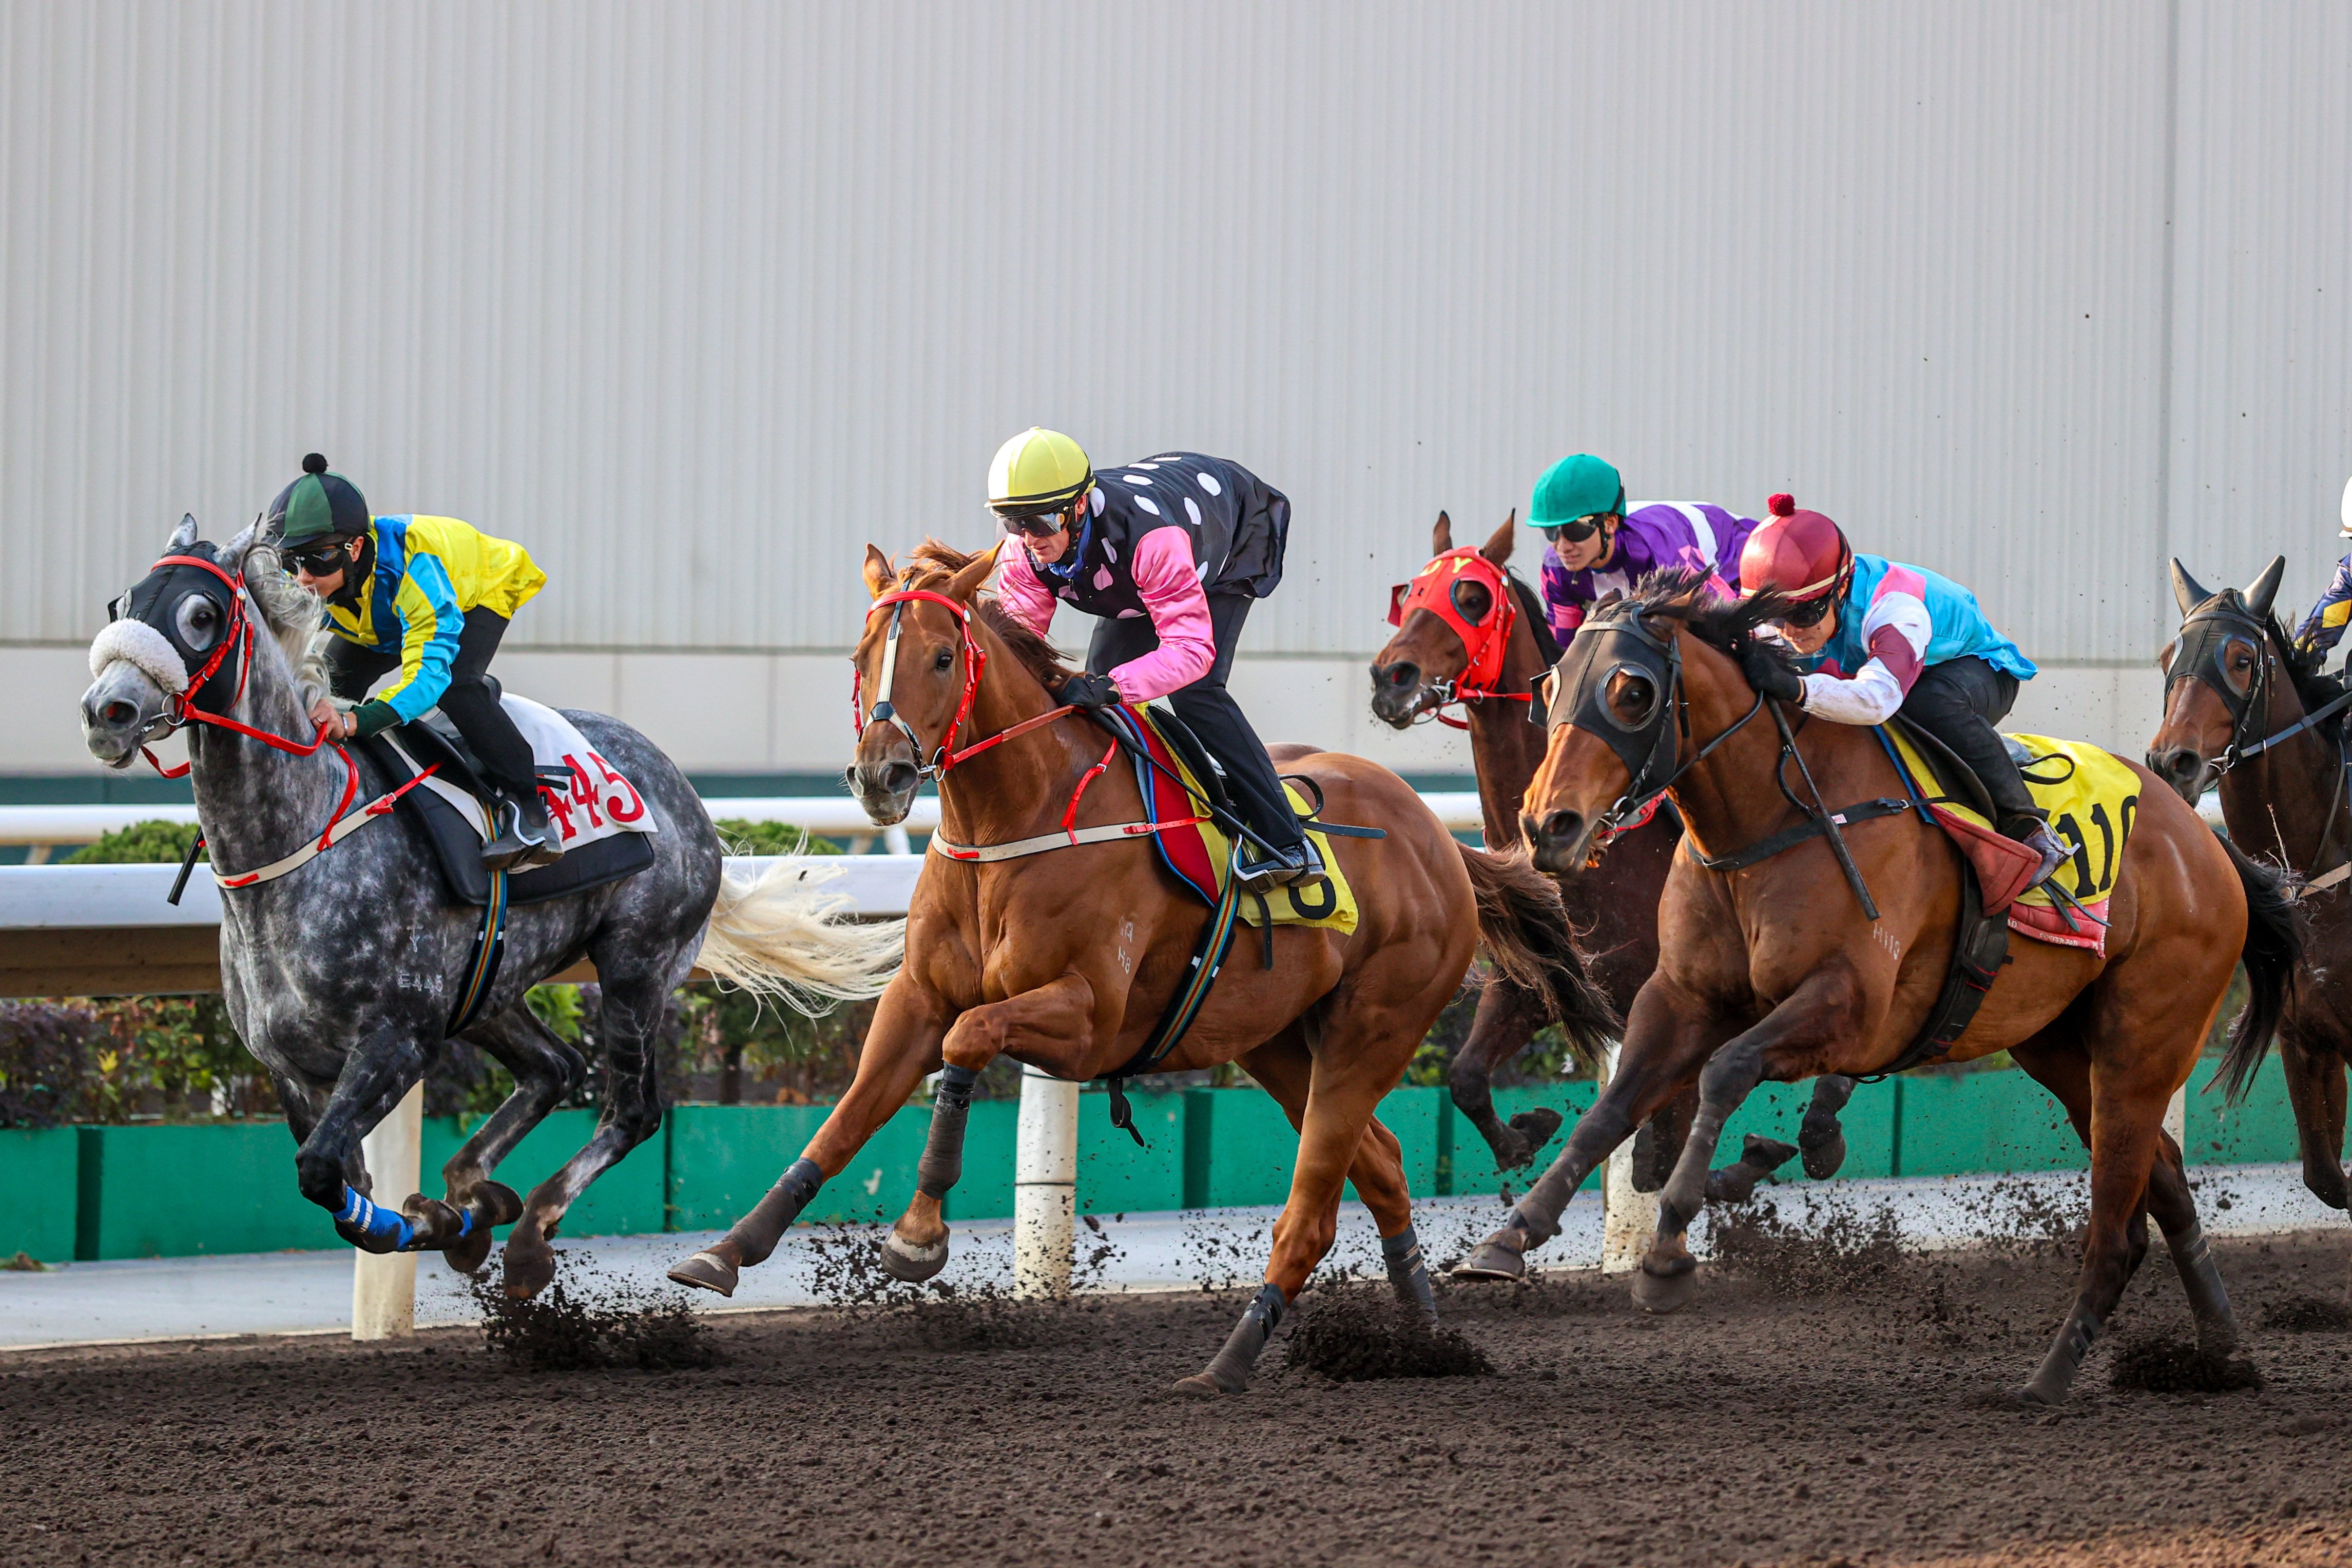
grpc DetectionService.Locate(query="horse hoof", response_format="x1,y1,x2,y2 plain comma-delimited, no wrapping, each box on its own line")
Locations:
666,1251,739,1298
476,1180,525,1227
878,1230,949,1283
1451,1233,1527,1282
1172,1371,1242,1397
1507,1107,1564,1153
501,1241,556,1301
1631,1259,1698,1314
1487,1131,1533,1171
1800,1129,1848,1182
443,1224,495,1277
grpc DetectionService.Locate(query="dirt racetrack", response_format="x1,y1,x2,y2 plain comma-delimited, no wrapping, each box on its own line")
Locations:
2,1227,2347,1568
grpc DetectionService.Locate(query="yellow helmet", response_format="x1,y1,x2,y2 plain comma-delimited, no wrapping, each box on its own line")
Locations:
987,427,1092,516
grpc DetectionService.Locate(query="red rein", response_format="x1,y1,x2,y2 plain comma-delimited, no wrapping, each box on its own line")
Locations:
1386,548,1534,727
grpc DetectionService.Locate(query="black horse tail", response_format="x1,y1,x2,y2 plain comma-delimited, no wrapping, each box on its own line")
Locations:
1456,844,1622,1069
2210,833,2304,1104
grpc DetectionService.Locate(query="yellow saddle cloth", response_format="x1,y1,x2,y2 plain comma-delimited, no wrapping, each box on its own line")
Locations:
1132,710,1360,935
1884,726,2143,948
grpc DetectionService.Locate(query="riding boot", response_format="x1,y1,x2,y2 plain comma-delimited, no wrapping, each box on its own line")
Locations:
484,788,563,873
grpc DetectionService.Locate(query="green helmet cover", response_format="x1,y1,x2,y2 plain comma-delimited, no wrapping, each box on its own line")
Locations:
1528,454,1626,527
267,454,371,546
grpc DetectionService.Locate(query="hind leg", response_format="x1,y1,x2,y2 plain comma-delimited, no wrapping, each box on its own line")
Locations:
501,962,681,1298
1447,976,1557,1171
2277,1028,2351,1211
416,1005,582,1272
1242,1025,1434,1322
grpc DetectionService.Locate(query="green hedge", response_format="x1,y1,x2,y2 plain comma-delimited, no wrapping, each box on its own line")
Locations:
4,1060,2313,1262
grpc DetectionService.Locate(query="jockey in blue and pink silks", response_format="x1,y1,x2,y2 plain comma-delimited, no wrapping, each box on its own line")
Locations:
1527,453,1758,643
2292,476,2352,657
1733,493,2069,888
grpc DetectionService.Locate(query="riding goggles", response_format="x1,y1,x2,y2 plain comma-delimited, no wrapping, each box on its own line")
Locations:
286,541,354,577
1767,591,1838,630
999,507,1071,539
1540,514,1610,545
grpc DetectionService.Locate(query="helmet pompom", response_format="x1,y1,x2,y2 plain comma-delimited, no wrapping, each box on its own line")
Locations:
1767,493,1796,517
302,453,329,475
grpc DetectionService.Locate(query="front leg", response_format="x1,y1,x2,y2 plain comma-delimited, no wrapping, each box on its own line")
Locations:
882,972,1098,1283
293,1032,431,1254
1637,967,1862,1313
668,977,949,1295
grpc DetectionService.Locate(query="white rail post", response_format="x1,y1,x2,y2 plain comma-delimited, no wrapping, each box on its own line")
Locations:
352,1082,425,1341
2165,1082,2188,1154
1598,1041,1652,1274
1012,1065,1078,1298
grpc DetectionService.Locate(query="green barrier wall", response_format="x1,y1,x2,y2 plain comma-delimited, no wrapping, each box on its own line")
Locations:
26,1056,2317,1259
0,1127,80,1262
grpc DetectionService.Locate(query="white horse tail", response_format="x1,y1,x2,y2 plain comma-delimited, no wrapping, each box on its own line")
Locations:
696,858,905,1014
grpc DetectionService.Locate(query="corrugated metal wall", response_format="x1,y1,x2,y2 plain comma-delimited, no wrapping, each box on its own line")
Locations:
1,1,2343,666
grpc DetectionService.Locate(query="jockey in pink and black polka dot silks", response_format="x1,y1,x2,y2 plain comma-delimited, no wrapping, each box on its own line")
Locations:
987,434,1315,887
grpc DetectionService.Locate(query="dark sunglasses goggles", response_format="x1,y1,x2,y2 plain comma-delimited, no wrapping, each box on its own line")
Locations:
1540,514,1610,545
286,540,356,577
1768,591,1839,630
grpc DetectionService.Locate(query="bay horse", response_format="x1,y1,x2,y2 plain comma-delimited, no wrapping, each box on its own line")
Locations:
668,541,1616,1393
80,515,901,1295
1458,569,2298,1403
1370,511,1855,1190
2147,556,2350,1219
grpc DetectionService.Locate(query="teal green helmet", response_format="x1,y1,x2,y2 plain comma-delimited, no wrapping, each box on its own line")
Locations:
266,453,371,547
1528,454,1625,528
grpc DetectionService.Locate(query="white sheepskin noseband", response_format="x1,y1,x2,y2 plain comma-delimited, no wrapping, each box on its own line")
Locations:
89,618,189,695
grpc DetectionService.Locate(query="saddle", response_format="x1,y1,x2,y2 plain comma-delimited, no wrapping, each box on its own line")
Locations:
354,694,656,909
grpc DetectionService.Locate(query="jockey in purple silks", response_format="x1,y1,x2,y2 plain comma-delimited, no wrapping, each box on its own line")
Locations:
1527,453,1757,644
2293,476,2352,657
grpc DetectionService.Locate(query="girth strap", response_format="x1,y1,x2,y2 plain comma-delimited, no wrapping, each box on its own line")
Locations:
446,867,511,1036
1687,798,1912,874
1104,843,1246,1146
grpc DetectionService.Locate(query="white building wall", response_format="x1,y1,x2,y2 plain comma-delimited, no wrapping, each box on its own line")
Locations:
0,2,2338,776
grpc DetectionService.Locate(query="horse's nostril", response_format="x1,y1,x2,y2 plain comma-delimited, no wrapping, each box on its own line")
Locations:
880,761,918,797
102,700,137,727
1539,810,1583,846
1386,663,1419,690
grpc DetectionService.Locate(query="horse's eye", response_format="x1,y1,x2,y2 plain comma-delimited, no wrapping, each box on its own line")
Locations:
933,649,954,672
1609,671,1659,726
1450,580,1491,625
173,596,220,652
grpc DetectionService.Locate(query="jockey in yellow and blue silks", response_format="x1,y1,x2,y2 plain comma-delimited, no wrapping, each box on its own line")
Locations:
265,454,559,870
2292,476,2352,656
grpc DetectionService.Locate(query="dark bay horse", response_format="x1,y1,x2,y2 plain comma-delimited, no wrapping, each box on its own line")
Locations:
1462,570,2297,1403
80,516,901,1294
668,541,1617,1393
1370,511,1854,1191
2148,557,2350,1219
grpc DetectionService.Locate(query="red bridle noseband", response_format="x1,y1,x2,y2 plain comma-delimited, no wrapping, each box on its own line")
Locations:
853,588,1075,780
1386,547,1532,728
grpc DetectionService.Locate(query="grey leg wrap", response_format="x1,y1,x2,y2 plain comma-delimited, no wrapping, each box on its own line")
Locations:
917,1064,978,1199
1199,1283,1288,1393
2166,1222,2239,1352
736,1156,823,1266
2022,1303,2102,1405
1381,1225,1438,1324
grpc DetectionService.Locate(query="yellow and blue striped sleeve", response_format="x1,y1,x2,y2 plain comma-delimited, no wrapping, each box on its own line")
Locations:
2298,554,2352,654
376,550,468,722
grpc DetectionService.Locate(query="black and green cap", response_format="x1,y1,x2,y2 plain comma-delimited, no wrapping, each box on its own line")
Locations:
266,453,371,547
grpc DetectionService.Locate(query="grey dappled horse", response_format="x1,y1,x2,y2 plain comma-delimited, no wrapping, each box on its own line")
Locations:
80,515,901,1295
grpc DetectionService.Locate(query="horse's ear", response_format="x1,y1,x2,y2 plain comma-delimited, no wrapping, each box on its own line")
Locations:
219,519,258,568
862,545,894,601
944,548,997,605
2171,558,2212,617
2244,555,2286,620
2155,637,2177,673
1431,511,1453,553
167,513,199,553
1479,510,1517,567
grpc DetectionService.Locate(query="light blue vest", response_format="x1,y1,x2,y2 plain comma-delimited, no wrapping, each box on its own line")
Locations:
1808,555,2036,683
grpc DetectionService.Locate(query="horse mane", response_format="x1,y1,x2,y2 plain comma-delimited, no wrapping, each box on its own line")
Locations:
1504,570,1560,666
238,539,334,709
2271,610,2349,744
1615,566,1807,681
898,539,1074,687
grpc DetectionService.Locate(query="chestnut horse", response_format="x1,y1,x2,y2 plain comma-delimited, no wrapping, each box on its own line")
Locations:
669,542,1616,1393
1370,511,1855,1191
1459,571,2298,1403
2147,557,2350,1219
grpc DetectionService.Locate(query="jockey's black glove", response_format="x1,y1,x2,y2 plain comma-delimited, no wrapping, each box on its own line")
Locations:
1740,642,1805,705
1057,672,1122,710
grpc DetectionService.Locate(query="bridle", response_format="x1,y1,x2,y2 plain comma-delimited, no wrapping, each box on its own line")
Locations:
1540,597,1765,838
2167,592,2352,877
104,545,438,889
1386,548,1533,728
853,588,1076,781
117,551,339,778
